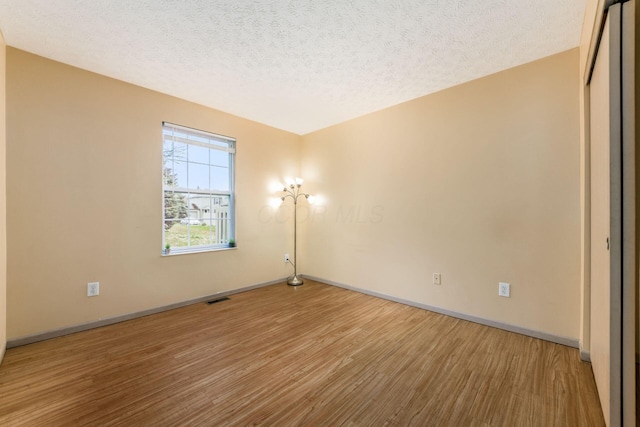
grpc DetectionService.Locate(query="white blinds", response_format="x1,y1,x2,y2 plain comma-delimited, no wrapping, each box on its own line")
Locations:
162,122,236,153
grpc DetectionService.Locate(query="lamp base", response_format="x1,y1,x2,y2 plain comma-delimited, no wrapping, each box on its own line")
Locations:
287,275,304,286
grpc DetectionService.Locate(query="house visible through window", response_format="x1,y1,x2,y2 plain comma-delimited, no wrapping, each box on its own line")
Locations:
162,122,235,254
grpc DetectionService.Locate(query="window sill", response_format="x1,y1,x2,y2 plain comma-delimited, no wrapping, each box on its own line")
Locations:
162,246,237,257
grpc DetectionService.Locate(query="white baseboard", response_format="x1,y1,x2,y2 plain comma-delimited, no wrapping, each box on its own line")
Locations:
304,275,580,349
580,349,591,362
8,275,583,351
7,277,287,349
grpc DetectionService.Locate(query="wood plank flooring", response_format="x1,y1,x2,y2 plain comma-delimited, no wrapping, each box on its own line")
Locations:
0,280,604,426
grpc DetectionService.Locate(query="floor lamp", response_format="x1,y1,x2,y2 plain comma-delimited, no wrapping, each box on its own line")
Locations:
280,178,311,286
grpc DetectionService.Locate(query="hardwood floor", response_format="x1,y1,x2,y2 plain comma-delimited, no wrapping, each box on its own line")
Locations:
0,280,604,426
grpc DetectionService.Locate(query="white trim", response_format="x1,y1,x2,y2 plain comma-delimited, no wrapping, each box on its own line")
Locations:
304,275,580,349
620,2,636,423
162,121,236,253
163,244,235,256
585,1,624,85
6,277,287,349
7,276,582,352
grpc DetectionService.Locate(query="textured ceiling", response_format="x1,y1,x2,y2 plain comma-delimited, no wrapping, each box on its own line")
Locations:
0,0,586,135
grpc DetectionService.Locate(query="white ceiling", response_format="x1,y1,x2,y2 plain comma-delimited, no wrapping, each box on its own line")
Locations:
0,0,586,135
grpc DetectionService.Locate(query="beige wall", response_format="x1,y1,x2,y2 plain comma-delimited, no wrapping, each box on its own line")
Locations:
300,49,581,339
2,41,586,345
0,30,6,362
6,48,301,339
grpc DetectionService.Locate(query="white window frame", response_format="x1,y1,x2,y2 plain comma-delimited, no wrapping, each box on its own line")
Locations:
162,122,236,255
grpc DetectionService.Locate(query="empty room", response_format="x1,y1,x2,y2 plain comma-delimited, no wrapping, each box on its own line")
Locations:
0,0,637,426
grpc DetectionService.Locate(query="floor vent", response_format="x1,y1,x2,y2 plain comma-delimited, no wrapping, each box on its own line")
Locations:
206,297,230,305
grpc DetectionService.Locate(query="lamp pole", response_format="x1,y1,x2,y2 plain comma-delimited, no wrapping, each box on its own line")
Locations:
281,178,310,286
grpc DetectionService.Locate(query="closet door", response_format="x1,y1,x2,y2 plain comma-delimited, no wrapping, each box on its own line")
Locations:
589,1,636,425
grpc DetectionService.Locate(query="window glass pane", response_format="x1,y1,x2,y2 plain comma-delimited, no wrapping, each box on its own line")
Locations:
164,190,189,248
188,162,209,189
200,195,213,224
173,160,188,188
197,195,214,246
181,193,209,246
172,142,188,163
163,139,173,161
163,140,176,186
209,195,231,244
188,144,210,165
165,193,206,248
165,192,228,248
163,167,178,188
165,223,191,248
210,150,228,167
210,166,229,191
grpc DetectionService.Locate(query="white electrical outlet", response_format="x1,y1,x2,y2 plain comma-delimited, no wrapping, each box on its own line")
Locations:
88,282,99,297
433,273,441,285
284,253,290,263
499,282,510,298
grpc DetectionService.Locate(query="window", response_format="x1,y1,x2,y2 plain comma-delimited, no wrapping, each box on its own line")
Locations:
162,122,235,254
